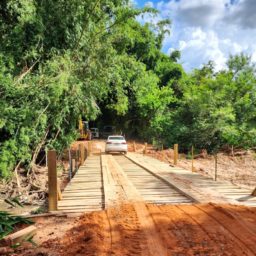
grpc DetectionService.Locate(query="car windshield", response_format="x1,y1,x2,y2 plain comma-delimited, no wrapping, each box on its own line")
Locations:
108,136,125,140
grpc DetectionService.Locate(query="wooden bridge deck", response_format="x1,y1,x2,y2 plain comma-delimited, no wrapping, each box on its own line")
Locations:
57,151,256,213
58,155,104,212
127,153,256,207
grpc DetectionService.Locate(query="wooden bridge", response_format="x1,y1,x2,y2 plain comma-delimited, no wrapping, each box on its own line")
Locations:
47,143,256,213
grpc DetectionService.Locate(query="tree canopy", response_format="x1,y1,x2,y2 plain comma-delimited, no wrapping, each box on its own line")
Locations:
1,0,256,178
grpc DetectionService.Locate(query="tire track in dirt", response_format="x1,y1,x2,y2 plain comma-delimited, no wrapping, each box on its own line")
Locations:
176,204,254,256
105,155,168,256
195,204,256,255
132,202,168,256
223,205,256,234
106,204,152,256
154,204,221,255
147,204,188,255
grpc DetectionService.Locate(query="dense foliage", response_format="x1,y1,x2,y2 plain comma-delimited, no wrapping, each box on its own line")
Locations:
0,0,255,177
165,56,256,151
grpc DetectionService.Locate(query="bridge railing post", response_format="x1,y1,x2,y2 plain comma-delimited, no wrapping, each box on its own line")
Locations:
133,141,136,152
47,150,58,211
143,143,147,155
174,144,178,165
79,143,85,165
68,149,72,181
191,145,194,172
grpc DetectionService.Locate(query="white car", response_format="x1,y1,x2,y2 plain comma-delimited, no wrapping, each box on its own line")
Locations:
105,135,128,154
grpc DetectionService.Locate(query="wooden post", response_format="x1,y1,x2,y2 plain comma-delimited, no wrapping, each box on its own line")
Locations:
72,159,76,175
214,154,217,181
76,150,79,168
133,141,136,152
252,188,256,196
174,144,178,165
191,145,194,172
143,143,147,155
47,150,57,211
68,149,72,181
79,143,85,165
57,178,62,201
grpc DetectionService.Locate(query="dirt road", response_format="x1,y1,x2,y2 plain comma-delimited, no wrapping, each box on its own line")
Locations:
11,140,256,256
16,202,256,256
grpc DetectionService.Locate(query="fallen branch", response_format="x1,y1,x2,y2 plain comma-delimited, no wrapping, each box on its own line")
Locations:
15,59,40,84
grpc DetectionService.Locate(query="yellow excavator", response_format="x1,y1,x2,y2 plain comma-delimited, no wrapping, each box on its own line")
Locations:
78,120,91,140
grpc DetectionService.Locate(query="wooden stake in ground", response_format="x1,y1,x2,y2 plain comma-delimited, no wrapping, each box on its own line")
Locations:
68,149,72,181
143,143,147,155
214,154,218,181
72,159,76,175
191,145,194,172
48,150,58,211
76,150,79,169
79,143,85,165
174,144,178,165
133,141,136,152
57,178,62,201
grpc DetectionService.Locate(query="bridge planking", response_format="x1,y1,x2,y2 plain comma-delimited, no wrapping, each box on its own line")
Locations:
57,151,256,214
127,152,256,207
58,155,104,212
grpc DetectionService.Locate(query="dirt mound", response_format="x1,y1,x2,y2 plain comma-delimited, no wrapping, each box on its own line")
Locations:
14,203,256,256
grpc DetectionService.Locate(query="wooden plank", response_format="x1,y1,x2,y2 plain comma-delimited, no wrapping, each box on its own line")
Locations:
101,154,118,208
3,225,37,246
62,191,102,195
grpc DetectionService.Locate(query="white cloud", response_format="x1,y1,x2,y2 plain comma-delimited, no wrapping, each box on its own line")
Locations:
157,0,229,27
139,0,256,71
144,1,154,8
172,28,227,70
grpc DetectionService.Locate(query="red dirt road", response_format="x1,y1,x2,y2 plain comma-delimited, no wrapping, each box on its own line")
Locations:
16,203,256,256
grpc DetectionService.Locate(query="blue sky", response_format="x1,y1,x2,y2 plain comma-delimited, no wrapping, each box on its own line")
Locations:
133,0,256,71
